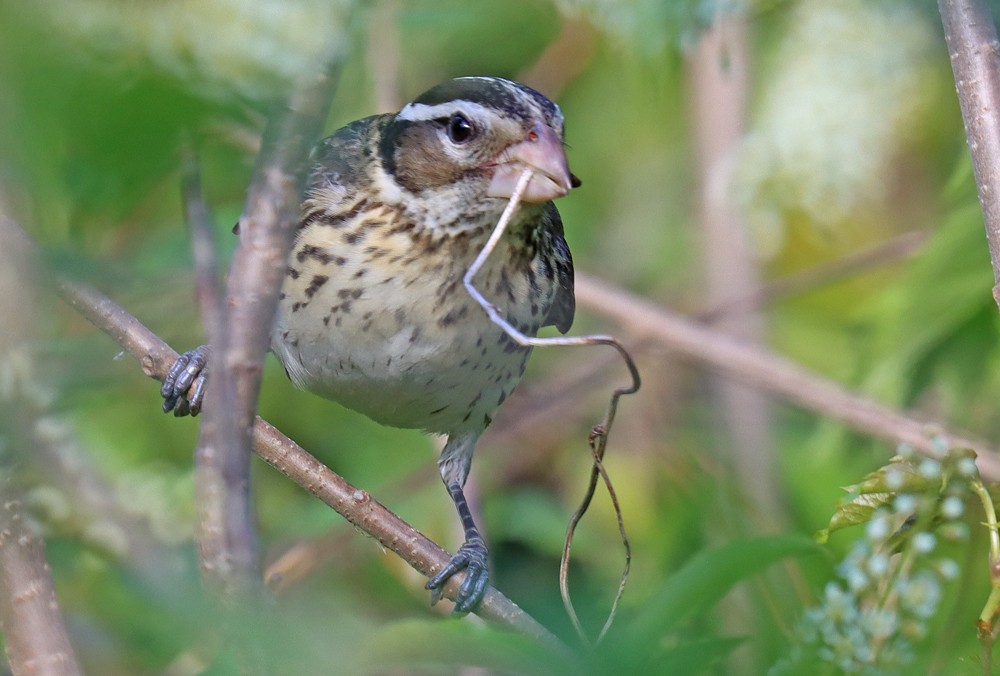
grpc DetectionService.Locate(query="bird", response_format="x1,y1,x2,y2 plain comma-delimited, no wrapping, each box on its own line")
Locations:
162,76,578,613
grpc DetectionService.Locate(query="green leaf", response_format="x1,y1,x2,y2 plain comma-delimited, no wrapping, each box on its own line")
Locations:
603,536,820,669
862,198,996,404
815,457,928,543
815,456,928,544
815,491,892,544
816,448,980,542
647,636,747,674
852,458,924,494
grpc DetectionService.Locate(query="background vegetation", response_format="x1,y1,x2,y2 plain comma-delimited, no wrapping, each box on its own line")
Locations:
0,0,997,673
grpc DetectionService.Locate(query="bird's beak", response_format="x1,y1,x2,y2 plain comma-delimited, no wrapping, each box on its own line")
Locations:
486,122,576,203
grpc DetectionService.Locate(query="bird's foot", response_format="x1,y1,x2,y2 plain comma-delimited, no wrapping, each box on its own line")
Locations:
160,345,210,416
426,536,489,614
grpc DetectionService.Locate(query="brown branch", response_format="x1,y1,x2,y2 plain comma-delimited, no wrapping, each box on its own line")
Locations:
0,494,82,676
574,272,1000,479
180,146,245,595
687,10,784,531
196,57,342,593
181,147,224,326
0,218,81,675
54,278,563,649
938,0,1000,310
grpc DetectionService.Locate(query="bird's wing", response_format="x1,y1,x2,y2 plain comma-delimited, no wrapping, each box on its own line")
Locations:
306,114,390,197
542,202,575,335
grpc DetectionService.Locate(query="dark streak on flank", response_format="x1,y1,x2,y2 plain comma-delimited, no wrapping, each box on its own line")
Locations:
305,274,329,298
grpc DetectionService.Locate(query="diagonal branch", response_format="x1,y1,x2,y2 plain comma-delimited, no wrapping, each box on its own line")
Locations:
54,277,563,649
574,272,1000,479
938,0,1000,310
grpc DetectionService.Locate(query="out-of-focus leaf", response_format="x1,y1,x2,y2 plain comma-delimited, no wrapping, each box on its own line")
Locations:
815,492,891,544
602,536,820,670
853,458,930,495
555,0,705,57
17,0,354,103
400,0,558,83
350,618,576,675
815,447,979,543
647,636,747,674
863,178,996,405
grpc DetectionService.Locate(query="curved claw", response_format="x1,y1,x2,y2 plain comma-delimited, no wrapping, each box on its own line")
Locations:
160,345,210,417
425,538,489,614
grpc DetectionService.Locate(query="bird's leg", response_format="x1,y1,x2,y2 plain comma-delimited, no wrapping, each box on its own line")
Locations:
426,433,489,613
426,481,490,613
160,345,210,416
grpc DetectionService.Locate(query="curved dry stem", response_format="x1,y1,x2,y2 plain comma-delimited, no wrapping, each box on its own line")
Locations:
464,168,641,645
559,364,636,646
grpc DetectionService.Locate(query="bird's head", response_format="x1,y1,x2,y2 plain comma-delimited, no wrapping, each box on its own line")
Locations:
379,76,579,205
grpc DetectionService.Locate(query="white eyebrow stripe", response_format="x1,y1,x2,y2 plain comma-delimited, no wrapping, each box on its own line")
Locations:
396,100,497,123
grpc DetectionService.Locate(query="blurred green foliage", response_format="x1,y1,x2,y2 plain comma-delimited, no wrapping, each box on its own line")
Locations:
2,0,999,673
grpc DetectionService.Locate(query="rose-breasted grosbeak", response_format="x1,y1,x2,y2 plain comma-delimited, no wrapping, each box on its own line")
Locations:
163,76,577,612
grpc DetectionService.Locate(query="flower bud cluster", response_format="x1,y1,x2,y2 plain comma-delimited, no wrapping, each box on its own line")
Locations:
773,442,976,673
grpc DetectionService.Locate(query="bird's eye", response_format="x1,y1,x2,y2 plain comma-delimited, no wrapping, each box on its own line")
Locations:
446,113,474,144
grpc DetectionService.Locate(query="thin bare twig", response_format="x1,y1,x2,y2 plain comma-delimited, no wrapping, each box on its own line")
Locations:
560,391,633,646
938,0,1000,311
463,168,641,645
574,272,1000,479
181,146,224,328
180,145,249,597
53,277,565,650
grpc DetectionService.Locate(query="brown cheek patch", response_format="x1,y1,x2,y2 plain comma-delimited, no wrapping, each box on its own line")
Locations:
395,126,464,191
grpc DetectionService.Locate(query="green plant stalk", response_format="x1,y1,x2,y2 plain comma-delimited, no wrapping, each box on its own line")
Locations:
870,508,924,664
972,480,1000,633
